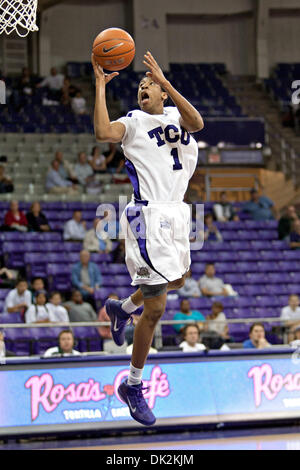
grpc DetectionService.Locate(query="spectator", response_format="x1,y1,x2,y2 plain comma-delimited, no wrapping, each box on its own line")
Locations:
18,67,35,97
0,330,14,357
46,160,79,194
88,146,107,173
71,250,102,302
25,291,50,323
3,200,28,232
74,152,94,188
204,301,230,341
54,151,78,183
30,277,46,302
199,264,229,297
244,188,277,221
113,239,126,263
173,299,205,334
0,258,17,289
83,218,110,253
179,324,206,352
46,292,69,323
213,192,239,222
37,66,65,101
278,205,299,241
4,279,32,316
61,77,79,106
63,211,87,242
97,209,119,252
71,90,87,115
177,269,201,298
203,213,223,242
280,294,300,342
64,290,97,322
43,330,80,357
103,143,125,174
289,220,300,250
0,165,13,193
289,326,300,349
26,202,50,232
243,323,271,349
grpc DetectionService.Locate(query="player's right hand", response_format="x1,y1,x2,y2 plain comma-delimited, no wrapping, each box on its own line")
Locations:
91,54,119,85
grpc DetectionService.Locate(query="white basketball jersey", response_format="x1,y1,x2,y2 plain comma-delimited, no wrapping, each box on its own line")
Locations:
116,106,198,203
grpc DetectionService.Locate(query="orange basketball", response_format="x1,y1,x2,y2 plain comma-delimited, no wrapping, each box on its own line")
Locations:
92,27,135,71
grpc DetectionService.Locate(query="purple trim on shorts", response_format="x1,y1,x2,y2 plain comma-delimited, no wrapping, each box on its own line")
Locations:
125,205,169,283
124,158,140,201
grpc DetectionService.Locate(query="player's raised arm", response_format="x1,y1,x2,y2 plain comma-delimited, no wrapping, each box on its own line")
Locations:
92,54,126,142
143,51,204,133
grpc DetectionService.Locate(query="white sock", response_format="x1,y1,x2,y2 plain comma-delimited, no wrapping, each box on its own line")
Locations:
127,363,144,386
122,296,138,314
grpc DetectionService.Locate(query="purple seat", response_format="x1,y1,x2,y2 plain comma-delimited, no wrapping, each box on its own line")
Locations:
232,308,254,318
215,262,237,273
63,243,82,252
238,251,261,261
114,275,131,286
202,242,232,252
94,287,116,301
265,284,289,295
259,251,283,261
102,276,117,287
255,296,279,307
222,231,240,241
246,273,268,284
0,312,22,323
257,261,279,272
0,289,10,300
190,262,206,274
254,307,280,318
251,241,269,251
166,298,181,310
268,272,291,283
115,287,136,298
228,323,249,341
235,262,258,273
223,273,246,284
90,253,113,263
258,230,278,240
218,251,238,261
108,264,128,274
47,253,69,263
271,240,288,250
235,296,256,307
188,298,206,310
230,241,251,251
242,285,266,296
5,327,34,355
289,272,300,283
287,284,300,295
283,250,300,260
3,242,26,253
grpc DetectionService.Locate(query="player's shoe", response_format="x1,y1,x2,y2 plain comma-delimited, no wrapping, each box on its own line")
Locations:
118,380,156,426
105,299,132,346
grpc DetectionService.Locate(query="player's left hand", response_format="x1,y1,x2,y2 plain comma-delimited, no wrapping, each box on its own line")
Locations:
143,51,168,88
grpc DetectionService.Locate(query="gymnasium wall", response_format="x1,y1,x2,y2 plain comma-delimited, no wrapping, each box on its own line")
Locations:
39,1,127,75
268,13,300,67
166,15,256,76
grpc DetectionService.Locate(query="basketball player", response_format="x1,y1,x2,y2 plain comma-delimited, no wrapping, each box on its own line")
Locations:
92,51,204,426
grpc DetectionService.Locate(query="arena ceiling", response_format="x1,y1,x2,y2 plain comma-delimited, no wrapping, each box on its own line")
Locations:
37,0,122,11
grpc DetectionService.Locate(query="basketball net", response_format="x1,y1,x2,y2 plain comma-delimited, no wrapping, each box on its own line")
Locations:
0,0,39,37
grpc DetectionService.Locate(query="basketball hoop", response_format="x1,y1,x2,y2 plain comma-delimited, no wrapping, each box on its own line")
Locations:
0,0,39,37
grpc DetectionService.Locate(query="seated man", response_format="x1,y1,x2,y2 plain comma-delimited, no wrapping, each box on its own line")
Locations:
46,160,78,194
83,218,111,253
204,301,230,341
26,202,50,232
173,299,205,334
71,250,102,302
243,188,277,221
64,290,97,322
74,152,94,188
37,66,65,101
198,263,229,297
71,90,87,115
54,151,78,184
43,330,80,357
179,324,206,352
4,279,32,317
63,210,87,242
177,269,201,298
243,323,271,349
213,192,239,222
280,294,300,342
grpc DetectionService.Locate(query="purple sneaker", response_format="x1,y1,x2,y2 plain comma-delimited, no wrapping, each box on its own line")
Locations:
105,299,132,346
118,379,156,426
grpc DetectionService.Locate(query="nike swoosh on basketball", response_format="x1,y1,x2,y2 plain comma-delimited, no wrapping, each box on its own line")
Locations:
113,317,120,332
103,43,124,53
127,397,136,413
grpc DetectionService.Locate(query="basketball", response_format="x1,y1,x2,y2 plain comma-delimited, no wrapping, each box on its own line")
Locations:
92,27,135,71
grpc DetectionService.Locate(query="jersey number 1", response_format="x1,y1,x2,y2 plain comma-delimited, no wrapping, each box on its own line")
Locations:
170,148,183,171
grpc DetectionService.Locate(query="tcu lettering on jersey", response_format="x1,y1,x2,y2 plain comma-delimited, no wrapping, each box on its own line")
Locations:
148,125,190,147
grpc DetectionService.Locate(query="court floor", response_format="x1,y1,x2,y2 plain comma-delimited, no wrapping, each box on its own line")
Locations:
3,426,300,450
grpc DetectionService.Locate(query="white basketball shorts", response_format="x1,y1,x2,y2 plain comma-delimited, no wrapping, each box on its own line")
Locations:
120,200,191,286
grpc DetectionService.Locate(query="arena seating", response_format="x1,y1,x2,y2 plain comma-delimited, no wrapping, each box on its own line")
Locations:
0,199,296,353
264,62,300,107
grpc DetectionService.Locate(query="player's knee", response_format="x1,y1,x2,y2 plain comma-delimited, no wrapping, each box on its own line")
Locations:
143,306,164,327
